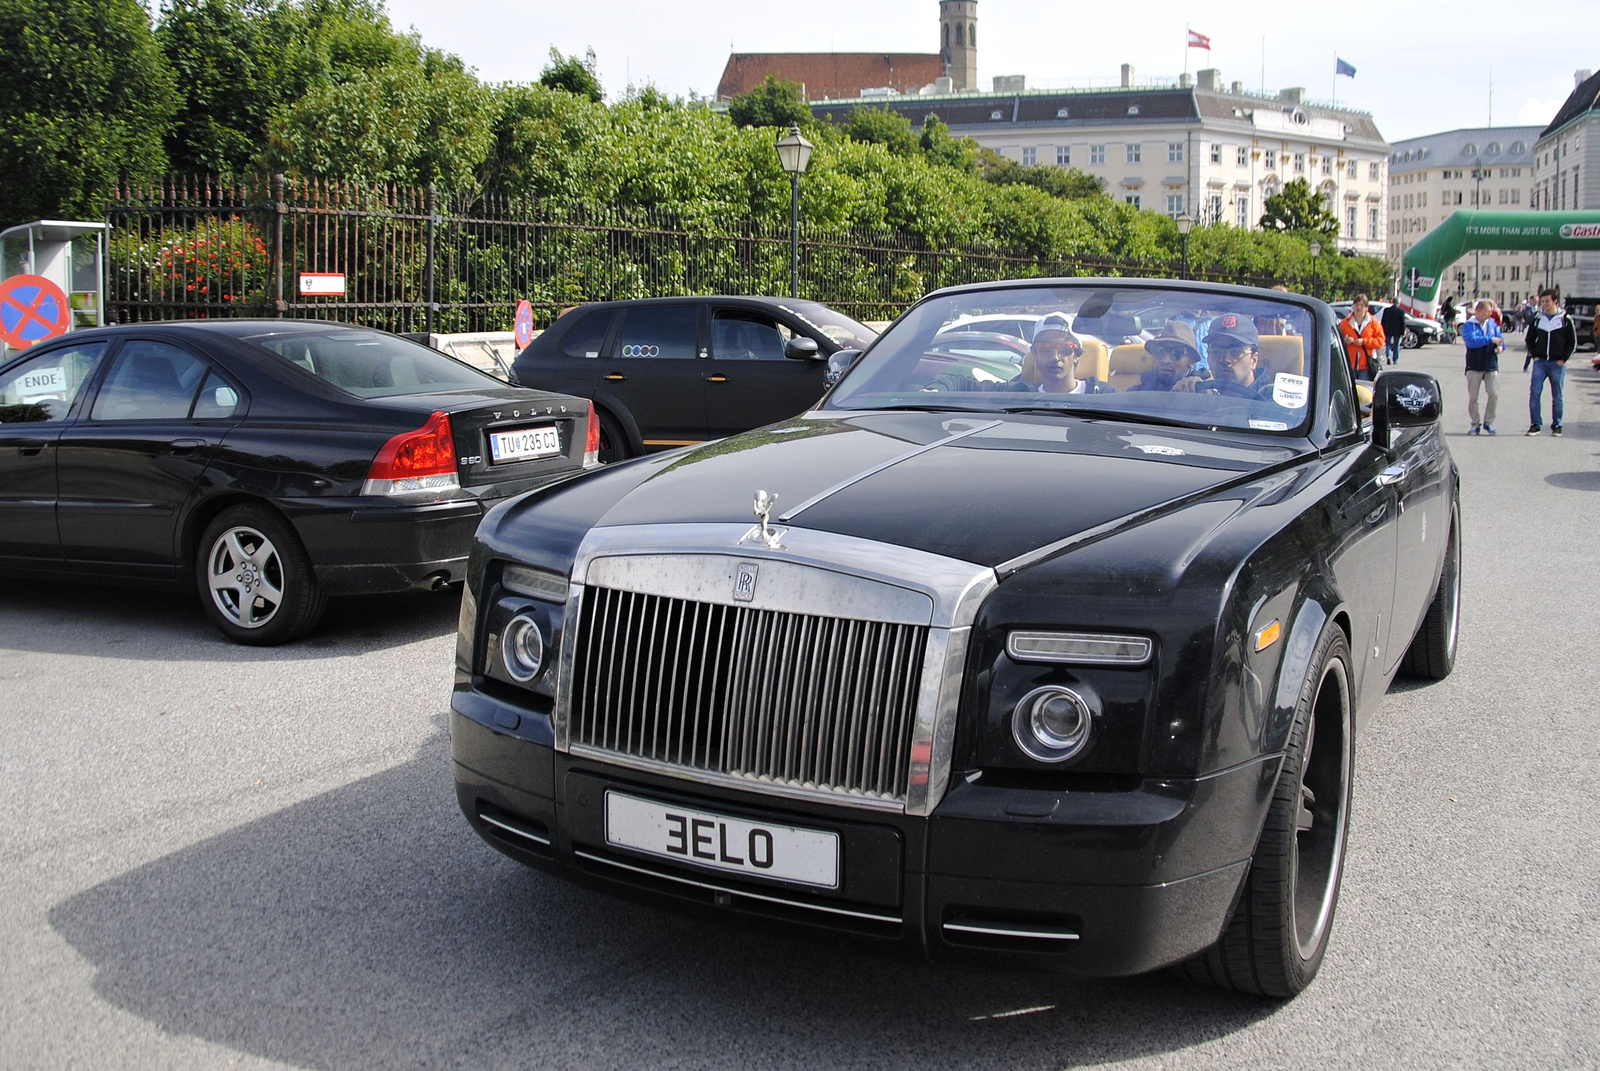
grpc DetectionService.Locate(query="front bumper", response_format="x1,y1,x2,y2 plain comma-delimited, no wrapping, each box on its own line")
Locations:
450,688,1276,976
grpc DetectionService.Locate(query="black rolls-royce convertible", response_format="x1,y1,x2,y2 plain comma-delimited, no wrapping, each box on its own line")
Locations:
450,279,1461,997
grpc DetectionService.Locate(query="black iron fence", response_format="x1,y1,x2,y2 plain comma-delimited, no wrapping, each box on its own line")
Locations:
105,175,1298,330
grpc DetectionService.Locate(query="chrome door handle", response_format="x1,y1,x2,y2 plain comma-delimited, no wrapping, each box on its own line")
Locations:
18,444,45,457
1375,464,1406,486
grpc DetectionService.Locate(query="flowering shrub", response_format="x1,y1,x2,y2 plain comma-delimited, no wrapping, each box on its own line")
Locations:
110,216,270,310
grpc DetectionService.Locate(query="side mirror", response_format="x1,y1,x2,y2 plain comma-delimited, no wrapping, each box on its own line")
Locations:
825,349,862,385
784,336,822,361
1371,369,1442,450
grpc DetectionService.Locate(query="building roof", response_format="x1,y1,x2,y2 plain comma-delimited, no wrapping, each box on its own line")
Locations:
809,85,1386,147
1541,70,1600,139
717,53,943,101
1387,126,1542,172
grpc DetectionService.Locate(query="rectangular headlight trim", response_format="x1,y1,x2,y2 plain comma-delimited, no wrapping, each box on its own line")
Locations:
1006,630,1153,666
501,563,570,603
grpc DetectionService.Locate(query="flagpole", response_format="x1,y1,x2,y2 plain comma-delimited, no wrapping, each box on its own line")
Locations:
1184,25,1190,81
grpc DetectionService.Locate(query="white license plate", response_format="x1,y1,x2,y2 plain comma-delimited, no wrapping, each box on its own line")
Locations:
605,791,840,889
488,425,561,463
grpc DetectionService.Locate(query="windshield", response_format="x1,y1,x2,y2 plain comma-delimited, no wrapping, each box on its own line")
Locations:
825,284,1316,434
782,302,878,350
238,328,500,398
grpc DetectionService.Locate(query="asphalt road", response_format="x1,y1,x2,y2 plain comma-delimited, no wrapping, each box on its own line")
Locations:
2,340,1597,1070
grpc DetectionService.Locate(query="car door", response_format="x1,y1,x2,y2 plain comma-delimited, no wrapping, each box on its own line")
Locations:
55,337,245,576
1327,328,1400,679
1384,413,1449,673
0,340,109,563
598,303,707,448
704,306,829,438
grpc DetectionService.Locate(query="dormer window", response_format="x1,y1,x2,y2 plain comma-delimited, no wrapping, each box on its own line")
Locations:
1463,142,1479,155
1128,104,1140,115
1509,141,1525,153
1487,142,1501,155
1056,107,1069,118
989,110,1004,120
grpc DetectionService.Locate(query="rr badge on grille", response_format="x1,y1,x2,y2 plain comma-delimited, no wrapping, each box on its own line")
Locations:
733,561,759,602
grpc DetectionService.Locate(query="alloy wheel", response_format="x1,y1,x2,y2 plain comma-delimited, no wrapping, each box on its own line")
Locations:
206,525,285,629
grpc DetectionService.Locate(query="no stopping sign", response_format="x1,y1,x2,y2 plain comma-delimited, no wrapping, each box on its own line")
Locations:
0,275,72,349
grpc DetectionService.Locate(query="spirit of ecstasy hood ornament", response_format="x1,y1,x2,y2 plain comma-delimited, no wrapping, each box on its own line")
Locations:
740,489,787,550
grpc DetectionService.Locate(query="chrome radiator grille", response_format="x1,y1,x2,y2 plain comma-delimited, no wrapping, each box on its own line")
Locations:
568,585,929,803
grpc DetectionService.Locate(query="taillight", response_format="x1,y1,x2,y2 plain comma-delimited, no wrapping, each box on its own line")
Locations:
583,403,601,467
362,410,462,496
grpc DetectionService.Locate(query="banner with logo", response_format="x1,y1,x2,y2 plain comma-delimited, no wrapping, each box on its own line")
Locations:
1397,210,1600,318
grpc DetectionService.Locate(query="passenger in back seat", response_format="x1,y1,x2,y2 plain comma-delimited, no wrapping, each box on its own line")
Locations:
1127,322,1206,392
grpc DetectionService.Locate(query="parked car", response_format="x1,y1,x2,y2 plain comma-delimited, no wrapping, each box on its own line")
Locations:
0,320,598,645
404,331,523,382
936,312,1048,341
510,297,877,463
1329,301,1442,348
1562,297,1597,350
451,278,1460,997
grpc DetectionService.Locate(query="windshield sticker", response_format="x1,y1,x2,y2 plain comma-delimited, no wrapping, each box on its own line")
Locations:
1249,418,1290,431
1137,443,1186,456
1272,373,1310,409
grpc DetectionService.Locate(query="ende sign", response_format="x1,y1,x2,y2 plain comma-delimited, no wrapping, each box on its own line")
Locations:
16,364,66,400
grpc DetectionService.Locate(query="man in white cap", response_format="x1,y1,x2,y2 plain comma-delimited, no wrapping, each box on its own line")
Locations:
925,313,1114,394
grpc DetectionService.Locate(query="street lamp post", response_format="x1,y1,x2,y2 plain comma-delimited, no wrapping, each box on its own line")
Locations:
774,125,814,299
1309,239,1322,299
1175,213,1194,280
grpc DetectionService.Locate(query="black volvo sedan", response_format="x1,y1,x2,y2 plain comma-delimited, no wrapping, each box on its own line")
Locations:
0,320,597,644
450,280,1460,997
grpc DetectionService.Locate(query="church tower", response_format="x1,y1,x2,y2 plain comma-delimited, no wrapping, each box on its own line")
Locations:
939,0,977,90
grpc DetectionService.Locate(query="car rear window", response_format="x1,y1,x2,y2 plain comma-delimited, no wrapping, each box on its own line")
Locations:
559,310,615,358
239,328,497,398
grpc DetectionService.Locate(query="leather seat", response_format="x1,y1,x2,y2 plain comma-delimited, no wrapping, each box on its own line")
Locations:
1257,335,1304,377
1108,343,1154,393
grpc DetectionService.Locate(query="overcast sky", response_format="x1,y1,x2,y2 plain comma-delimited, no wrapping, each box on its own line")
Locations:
382,0,1594,143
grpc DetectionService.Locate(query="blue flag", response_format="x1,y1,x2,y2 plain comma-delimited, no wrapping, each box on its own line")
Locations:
1336,57,1357,78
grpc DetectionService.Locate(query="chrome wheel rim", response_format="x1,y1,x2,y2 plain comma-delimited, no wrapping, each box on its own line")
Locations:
207,525,285,629
1292,656,1351,960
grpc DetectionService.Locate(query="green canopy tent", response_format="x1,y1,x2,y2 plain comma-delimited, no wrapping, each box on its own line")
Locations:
1396,210,1600,318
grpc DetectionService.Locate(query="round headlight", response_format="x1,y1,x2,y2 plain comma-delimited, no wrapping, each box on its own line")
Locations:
501,613,545,682
1011,685,1092,763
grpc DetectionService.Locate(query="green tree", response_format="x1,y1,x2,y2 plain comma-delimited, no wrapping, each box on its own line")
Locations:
842,107,917,156
159,0,272,173
917,114,978,173
539,47,603,103
0,0,177,225
1259,177,1338,238
727,75,812,130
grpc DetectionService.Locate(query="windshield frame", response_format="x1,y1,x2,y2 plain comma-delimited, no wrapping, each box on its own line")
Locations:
821,279,1324,439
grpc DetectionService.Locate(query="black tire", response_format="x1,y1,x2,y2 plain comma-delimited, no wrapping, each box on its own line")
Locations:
196,504,326,646
1399,502,1461,680
1402,328,1423,349
1177,625,1354,997
596,409,632,464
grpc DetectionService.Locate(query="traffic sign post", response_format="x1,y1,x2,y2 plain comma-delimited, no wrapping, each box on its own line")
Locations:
0,274,72,350
513,300,534,350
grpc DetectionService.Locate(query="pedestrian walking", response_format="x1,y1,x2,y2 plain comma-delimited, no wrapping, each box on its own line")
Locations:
1439,295,1459,342
1380,301,1407,365
1462,299,1504,435
1339,294,1386,381
1525,288,1576,435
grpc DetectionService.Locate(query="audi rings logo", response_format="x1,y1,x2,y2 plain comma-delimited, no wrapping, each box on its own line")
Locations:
621,344,659,357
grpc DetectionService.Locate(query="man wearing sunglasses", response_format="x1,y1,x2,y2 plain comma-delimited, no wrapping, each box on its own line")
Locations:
1129,322,1206,392
924,313,1113,394
1198,314,1274,400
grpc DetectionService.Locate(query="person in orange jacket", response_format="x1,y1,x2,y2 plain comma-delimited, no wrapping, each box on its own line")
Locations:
1339,294,1386,380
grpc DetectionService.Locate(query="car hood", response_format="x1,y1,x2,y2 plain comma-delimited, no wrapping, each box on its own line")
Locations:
591,411,1307,568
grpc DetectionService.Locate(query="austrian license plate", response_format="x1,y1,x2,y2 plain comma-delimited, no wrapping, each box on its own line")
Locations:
605,790,840,889
488,425,561,463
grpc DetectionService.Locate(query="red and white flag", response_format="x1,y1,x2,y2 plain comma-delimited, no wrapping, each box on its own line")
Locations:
1187,29,1211,50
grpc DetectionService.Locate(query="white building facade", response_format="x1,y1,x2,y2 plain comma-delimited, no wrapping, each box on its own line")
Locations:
1533,70,1600,298
812,69,1391,257
1387,126,1543,306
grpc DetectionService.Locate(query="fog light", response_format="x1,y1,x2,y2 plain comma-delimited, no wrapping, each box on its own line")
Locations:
501,614,545,682
1012,686,1092,763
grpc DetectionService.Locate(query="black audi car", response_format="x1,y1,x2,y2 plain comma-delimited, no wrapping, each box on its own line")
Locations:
0,320,598,644
451,279,1460,997
510,296,877,462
